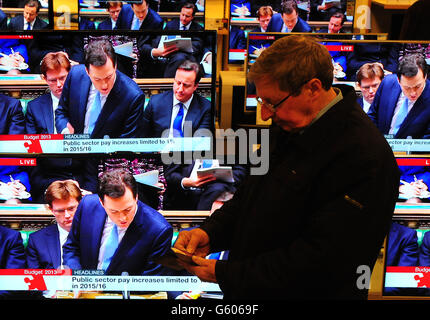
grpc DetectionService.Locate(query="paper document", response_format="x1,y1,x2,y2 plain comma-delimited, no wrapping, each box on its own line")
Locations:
113,42,136,60
133,170,163,190
163,37,193,53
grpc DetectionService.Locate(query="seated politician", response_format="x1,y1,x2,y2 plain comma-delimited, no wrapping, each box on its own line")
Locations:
368,54,430,139
317,11,348,35
0,225,26,298
266,0,311,33
385,222,419,295
310,0,347,21
55,39,145,193
150,2,205,78
7,0,48,31
26,180,83,270
142,60,211,138
252,6,273,32
419,231,430,266
62,169,173,276
355,63,384,114
25,52,89,203
97,1,123,30
115,0,164,78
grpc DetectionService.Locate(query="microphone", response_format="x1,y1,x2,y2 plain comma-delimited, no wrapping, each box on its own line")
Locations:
121,271,130,299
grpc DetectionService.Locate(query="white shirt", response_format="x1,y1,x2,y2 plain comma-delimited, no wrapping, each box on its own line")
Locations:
83,84,109,134
362,98,371,114
169,95,193,137
24,19,35,30
57,224,69,266
50,93,59,134
180,22,190,30
111,18,116,30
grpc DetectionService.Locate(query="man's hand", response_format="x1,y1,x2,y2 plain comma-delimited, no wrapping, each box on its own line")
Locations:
184,256,217,283
174,228,217,283
182,174,216,188
174,228,210,257
151,45,179,58
66,122,75,134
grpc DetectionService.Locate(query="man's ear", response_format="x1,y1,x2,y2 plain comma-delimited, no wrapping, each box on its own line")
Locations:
306,78,323,97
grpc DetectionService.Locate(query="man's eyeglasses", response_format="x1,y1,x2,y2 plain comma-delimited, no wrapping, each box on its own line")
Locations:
256,94,291,113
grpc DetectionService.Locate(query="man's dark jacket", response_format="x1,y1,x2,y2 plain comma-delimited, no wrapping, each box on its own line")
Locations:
200,85,400,299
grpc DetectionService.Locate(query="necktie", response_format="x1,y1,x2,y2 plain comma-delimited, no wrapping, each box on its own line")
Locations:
132,17,140,30
88,91,101,135
26,22,31,30
172,103,184,137
392,98,409,135
101,224,119,271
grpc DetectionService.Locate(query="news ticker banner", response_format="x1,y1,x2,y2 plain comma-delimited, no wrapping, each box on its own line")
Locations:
0,134,211,155
385,267,430,288
388,139,430,152
0,269,221,292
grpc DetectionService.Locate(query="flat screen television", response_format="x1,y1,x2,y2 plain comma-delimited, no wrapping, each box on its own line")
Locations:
227,0,357,66
244,36,430,145
382,155,430,298
0,28,219,300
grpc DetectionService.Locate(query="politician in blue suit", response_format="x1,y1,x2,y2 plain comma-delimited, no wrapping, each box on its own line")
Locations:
419,231,430,266
368,54,430,139
55,40,145,193
115,1,164,78
25,52,84,203
0,226,26,269
142,60,212,138
266,0,311,33
97,2,122,30
0,226,26,298
386,222,419,267
153,2,205,77
385,222,419,295
63,169,172,276
26,180,82,269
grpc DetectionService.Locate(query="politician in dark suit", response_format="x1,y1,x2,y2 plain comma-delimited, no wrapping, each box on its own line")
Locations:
26,180,83,269
0,9,8,30
419,231,430,266
368,54,430,139
266,0,311,33
142,60,212,138
55,40,145,192
115,1,164,78
63,169,172,276
385,222,419,295
0,226,26,298
25,52,86,203
0,226,26,269
0,94,25,135
7,0,48,31
386,222,419,267
97,2,122,30
150,2,204,77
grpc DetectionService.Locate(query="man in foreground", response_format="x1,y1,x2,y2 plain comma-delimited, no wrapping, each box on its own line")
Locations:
174,35,400,299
